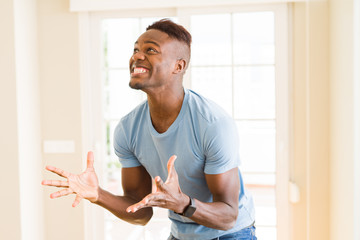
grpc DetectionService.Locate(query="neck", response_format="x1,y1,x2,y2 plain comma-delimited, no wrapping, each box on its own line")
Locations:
147,87,185,133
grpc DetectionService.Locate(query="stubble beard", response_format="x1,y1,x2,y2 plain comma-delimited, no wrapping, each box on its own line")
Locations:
129,81,142,90
129,77,145,90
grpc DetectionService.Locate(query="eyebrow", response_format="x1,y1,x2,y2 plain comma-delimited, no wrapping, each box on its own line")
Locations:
134,40,160,47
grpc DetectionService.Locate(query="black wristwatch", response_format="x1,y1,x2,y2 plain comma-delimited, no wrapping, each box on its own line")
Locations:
180,197,196,217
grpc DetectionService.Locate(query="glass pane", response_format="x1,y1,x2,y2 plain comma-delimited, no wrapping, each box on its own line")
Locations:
233,12,275,65
103,121,122,193
104,167,122,195
256,205,277,226
104,69,145,119
105,208,171,240
143,208,171,240
234,66,275,119
191,67,232,115
246,185,276,232
140,17,178,31
105,120,122,162
191,14,232,66
105,217,144,240
236,120,276,173
243,173,275,186
252,187,276,225
256,226,277,240
103,19,140,69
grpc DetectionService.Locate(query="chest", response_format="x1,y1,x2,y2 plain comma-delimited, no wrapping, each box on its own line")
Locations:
133,126,205,183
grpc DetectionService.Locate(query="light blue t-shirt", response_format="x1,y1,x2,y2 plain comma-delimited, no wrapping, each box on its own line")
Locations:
114,89,255,240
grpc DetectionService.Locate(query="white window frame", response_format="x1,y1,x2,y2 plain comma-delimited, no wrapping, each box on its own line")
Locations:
79,3,290,240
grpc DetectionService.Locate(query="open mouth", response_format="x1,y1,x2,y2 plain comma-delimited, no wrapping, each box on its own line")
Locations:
131,65,150,76
133,67,149,74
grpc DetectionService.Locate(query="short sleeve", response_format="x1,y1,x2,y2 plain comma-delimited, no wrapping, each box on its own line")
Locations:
113,121,141,168
203,117,241,174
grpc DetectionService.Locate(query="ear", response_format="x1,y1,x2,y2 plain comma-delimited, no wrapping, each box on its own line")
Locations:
173,59,187,74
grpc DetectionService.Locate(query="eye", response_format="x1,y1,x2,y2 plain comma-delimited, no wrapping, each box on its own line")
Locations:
133,48,139,54
147,48,157,53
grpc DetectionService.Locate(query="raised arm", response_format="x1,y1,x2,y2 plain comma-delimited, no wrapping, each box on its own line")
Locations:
42,151,153,225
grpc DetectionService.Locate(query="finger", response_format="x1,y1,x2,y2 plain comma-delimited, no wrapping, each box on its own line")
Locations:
50,188,73,199
86,151,94,169
165,155,177,183
42,179,69,187
72,195,83,207
126,193,163,213
126,198,149,213
154,176,165,192
45,165,70,178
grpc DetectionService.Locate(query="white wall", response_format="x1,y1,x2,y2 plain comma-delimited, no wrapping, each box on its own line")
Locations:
14,0,44,239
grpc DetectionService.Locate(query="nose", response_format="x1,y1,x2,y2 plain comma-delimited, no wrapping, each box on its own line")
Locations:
131,51,145,61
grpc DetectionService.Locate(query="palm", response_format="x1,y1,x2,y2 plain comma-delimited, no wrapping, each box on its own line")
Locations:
68,168,98,200
42,151,99,207
127,155,189,214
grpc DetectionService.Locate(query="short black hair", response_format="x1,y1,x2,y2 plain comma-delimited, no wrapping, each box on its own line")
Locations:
146,19,192,49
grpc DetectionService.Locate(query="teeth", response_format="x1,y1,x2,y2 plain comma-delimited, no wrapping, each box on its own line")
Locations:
134,68,148,74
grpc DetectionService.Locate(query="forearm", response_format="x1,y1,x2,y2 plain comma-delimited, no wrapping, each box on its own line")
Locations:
188,199,238,231
94,187,153,225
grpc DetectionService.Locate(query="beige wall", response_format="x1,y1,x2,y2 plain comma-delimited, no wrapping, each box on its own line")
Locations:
329,0,356,239
0,0,22,239
0,0,90,239
38,0,85,239
291,2,330,240
306,2,330,239
291,1,359,240
291,3,308,239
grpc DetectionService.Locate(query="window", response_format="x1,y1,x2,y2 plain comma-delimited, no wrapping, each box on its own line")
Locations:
190,12,277,239
102,17,175,240
191,11,276,240
83,4,289,240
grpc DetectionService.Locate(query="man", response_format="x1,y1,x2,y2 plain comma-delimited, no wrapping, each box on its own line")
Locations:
42,19,256,240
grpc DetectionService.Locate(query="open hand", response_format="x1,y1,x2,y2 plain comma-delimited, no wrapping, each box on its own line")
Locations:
42,151,99,207
126,155,190,214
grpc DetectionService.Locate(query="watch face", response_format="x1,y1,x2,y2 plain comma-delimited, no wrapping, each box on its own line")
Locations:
184,205,196,217
183,198,196,217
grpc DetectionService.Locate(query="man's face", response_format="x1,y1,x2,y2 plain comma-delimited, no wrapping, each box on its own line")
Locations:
129,29,179,91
